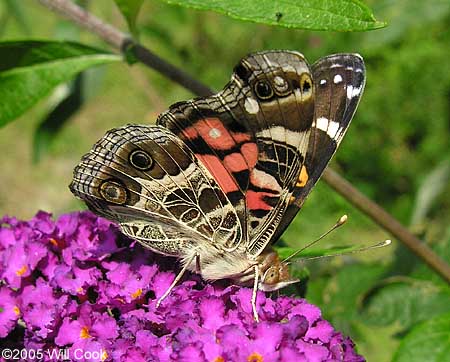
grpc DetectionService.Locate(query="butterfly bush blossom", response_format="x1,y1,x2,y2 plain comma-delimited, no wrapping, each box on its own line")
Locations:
0,211,365,362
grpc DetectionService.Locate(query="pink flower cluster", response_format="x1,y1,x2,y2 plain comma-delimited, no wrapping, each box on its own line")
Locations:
0,211,364,361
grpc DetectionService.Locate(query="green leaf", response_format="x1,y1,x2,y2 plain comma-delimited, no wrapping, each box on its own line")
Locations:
363,280,450,331
363,0,450,48
33,75,83,163
355,322,402,362
412,228,450,286
157,0,385,31
304,275,327,305
322,263,386,333
0,41,120,128
393,312,450,362
410,158,450,226
114,0,144,37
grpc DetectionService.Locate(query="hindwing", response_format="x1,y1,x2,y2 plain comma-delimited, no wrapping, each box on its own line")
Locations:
70,124,242,255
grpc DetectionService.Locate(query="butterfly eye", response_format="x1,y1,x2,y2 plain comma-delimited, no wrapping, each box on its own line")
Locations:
263,266,280,285
129,150,153,171
100,180,127,204
254,80,274,100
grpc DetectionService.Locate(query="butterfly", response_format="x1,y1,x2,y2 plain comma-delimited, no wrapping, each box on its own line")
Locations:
70,50,365,321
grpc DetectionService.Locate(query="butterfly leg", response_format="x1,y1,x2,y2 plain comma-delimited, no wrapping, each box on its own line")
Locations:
156,252,199,308
251,265,260,322
195,253,201,273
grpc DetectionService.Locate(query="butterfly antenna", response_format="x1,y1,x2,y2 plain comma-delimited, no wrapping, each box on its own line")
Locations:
296,239,392,262
283,215,348,263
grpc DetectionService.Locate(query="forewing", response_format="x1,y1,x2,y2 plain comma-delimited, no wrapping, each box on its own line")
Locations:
70,124,242,255
158,50,316,257
272,54,366,241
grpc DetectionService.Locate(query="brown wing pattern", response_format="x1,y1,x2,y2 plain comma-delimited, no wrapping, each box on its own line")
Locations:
70,51,365,263
158,51,316,257
70,124,243,255
272,54,366,242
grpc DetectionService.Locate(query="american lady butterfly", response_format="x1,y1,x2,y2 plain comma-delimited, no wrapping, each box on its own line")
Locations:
70,50,365,321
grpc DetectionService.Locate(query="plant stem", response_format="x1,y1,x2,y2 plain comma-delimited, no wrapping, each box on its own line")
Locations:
37,0,212,97
37,0,450,284
323,168,450,283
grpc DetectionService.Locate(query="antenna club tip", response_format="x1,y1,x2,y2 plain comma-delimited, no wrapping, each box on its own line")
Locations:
385,239,392,245
338,215,348,225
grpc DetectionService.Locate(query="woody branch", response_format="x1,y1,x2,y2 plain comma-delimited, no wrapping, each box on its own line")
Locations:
37,0,450,284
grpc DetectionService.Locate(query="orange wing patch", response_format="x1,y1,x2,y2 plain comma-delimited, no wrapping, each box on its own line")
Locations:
296,165,309,188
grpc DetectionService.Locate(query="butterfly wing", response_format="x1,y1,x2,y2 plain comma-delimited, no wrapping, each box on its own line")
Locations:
158,50,316,257
272,54,366,241
71,52,365,263
70,124,242,255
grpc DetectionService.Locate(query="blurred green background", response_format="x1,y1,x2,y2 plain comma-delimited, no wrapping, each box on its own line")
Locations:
1,1,449,361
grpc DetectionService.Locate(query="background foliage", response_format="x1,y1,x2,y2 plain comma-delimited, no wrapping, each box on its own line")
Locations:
0,1,449,361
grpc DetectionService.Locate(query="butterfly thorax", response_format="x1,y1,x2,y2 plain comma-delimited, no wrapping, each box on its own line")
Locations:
182,243,256,282
182,241,296,291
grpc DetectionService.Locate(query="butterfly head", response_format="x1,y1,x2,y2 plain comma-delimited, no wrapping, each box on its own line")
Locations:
257,249,299,292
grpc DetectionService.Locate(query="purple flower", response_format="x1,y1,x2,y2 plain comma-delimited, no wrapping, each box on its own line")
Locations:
0,235,47,289
20,278,75,339
0,211,365,362
0,287,20,337
59,212,118,264
103,261,157,303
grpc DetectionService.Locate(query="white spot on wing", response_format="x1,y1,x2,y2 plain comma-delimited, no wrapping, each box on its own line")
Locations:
209,128,221,139
274,76,289,93
316,117,328,131
244,97,260,114
316,117,341,139
250,168,282,192
320,79,327,85
256,127,308,147
274,76,285,86
327,121,340,138
347,84,362,99
333,74,343,84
